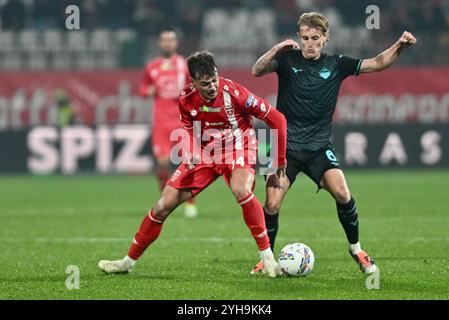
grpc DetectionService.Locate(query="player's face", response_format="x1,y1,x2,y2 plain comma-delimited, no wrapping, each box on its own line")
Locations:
193,73,219,101
297,26,328,60
159,31,178,57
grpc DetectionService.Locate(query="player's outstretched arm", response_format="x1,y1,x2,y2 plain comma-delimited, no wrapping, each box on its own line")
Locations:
252,39,299,77
360,31,417,73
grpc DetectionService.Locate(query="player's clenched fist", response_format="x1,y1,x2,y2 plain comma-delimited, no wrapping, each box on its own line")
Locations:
398,31,417,47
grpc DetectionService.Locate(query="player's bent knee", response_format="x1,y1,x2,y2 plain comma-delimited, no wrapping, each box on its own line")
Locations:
231,185,252,202
332,186,351,204
264,200,281,215
153,196,180,219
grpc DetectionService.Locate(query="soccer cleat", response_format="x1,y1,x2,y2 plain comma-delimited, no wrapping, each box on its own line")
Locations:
349,250,378,274
98,258,133,274
250,260,264,275
184,203,198,218
260,250,282,278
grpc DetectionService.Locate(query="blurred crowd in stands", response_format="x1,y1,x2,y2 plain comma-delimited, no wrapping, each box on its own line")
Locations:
0,0,448,67
2,0,447,33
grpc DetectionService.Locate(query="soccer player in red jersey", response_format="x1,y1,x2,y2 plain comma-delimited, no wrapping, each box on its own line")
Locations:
99,50,287,277
139,27,198,218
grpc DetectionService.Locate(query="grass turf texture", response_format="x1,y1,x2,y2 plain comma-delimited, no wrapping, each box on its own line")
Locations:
0,171,448,300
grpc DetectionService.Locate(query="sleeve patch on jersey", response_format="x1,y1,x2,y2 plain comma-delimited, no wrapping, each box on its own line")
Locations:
245,94,259,108
246,94,255,107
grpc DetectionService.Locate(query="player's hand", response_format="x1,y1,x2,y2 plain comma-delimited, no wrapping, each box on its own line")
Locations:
274,39,300,53
398,31,417,48
276,165,286,179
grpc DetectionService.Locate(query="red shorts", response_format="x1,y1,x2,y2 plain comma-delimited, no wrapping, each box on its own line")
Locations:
167,161,255,197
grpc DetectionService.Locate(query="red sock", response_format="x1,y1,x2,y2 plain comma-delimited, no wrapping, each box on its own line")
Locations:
128,209,164,260
156,169,169,191
238,193,270,251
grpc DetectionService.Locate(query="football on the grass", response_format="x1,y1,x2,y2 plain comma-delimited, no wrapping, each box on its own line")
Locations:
279,242,315,276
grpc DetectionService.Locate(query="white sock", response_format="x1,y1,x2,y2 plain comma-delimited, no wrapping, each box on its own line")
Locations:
259,248,273,260
349,242,362,255
123,255,136,267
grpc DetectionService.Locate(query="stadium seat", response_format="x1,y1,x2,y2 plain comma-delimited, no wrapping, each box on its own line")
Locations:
68,31,88,52
0,31,15,53
91,30,113,52
43,30,64,52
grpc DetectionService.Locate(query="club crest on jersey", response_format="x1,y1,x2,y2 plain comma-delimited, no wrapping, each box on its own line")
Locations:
319,67,331,79
191,110,198,117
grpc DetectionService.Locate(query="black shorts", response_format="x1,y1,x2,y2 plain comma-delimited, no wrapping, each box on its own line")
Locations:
285,146,341,189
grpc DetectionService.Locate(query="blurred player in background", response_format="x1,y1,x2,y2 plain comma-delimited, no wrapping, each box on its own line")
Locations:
99,50,287,277
251,12,417,275
139,27,198,218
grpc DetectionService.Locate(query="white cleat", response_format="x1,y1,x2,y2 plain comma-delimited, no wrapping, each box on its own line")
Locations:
260,249,282,278
184,203,198,218
98,258,133,274
365,263,378,275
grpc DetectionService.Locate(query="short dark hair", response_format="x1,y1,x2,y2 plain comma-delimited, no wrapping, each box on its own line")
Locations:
187,50,218,80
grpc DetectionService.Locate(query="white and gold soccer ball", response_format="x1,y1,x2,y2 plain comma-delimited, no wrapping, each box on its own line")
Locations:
278,242,315,276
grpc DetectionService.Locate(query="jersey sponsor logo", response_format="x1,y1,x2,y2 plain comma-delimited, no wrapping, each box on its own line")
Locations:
200,105,221,113
205,121,225,126
160,61,171,71
319,67,331,79
292,67,303,74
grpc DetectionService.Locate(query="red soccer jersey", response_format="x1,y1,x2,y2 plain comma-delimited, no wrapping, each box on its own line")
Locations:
139,54,190,124
178,77,285,166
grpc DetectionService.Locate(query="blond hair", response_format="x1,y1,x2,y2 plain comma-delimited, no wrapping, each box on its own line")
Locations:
297,12,330,37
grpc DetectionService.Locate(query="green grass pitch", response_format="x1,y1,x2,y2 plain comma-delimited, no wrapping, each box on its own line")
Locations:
0,170,448,300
